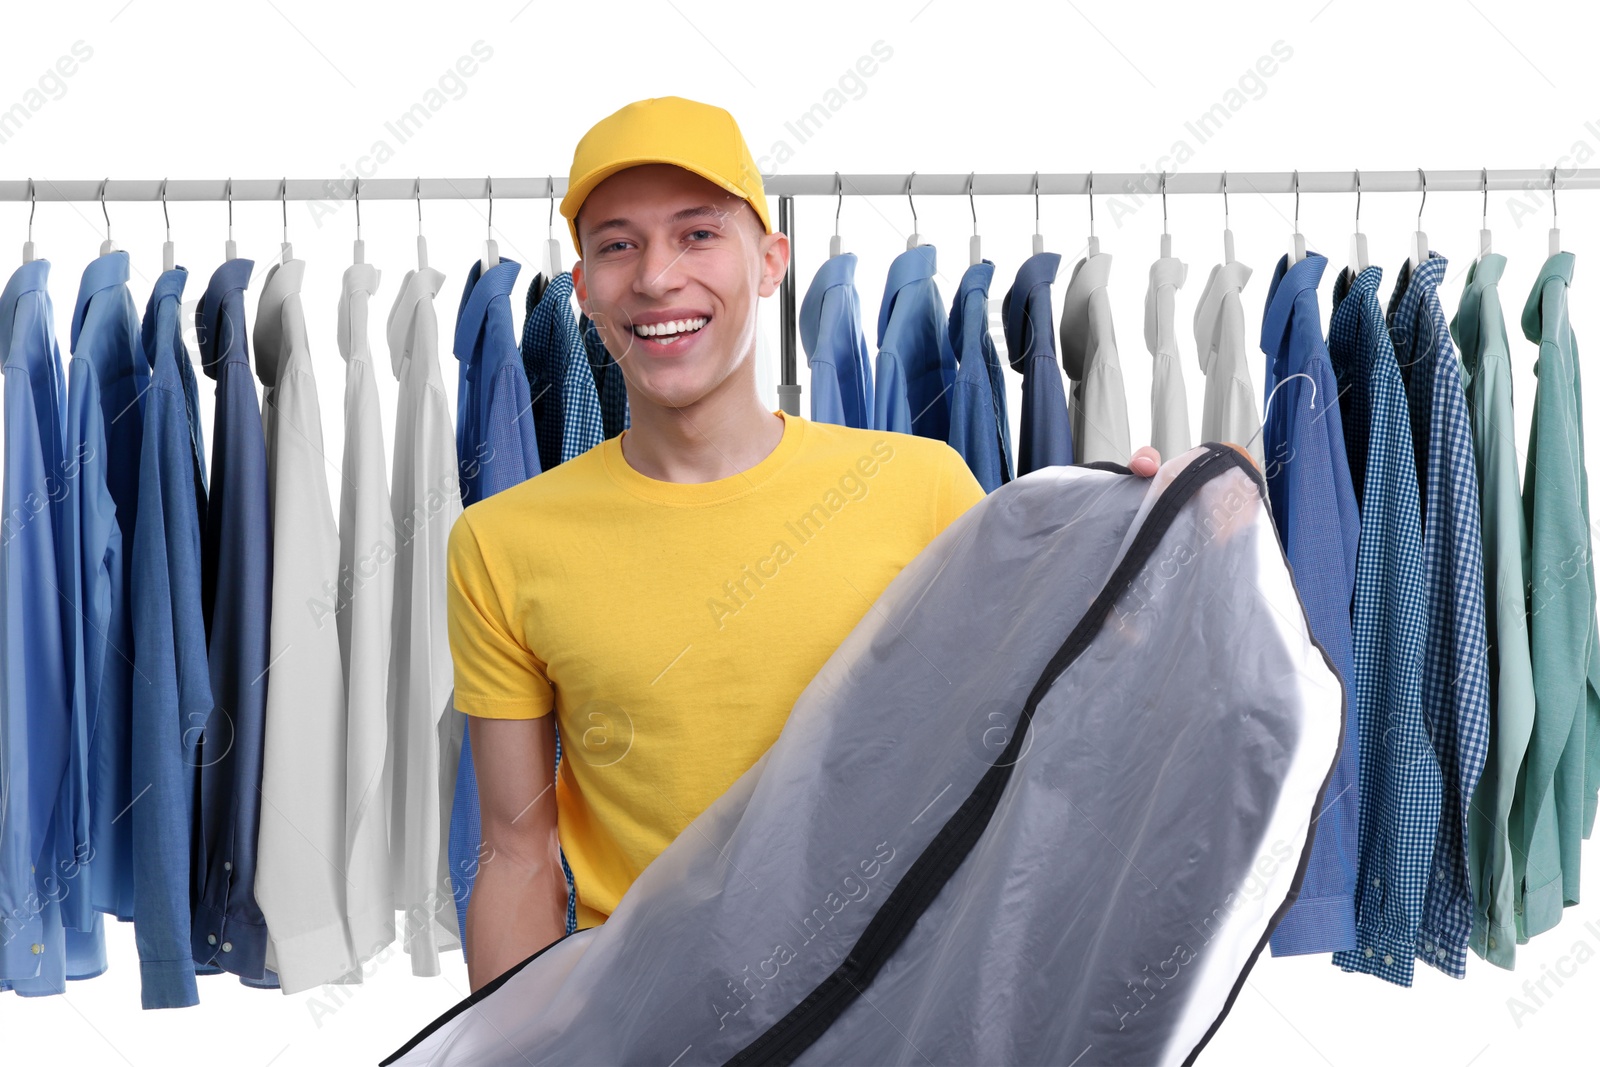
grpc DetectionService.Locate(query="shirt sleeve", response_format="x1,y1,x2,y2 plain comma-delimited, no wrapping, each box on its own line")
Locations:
932,445,987,537
446,509,554,720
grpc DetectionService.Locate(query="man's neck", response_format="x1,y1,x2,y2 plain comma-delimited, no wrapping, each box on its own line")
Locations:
619,378,784,485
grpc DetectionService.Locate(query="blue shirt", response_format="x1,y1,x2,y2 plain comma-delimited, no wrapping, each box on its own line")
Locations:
448,256,546,951
799,253,874,430
68,253,144,941
1001,252,1073,473
1326,264,1437,986
1257,252,1362,958
873,245,955,440
192,256,275,983
522,271,605,467
946,260,1013,492
579,312,629,440
129,266,212,1007
1387,252,1491,979
0,259,77,992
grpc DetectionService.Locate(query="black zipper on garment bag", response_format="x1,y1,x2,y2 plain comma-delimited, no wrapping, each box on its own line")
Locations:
725,444,1254,1066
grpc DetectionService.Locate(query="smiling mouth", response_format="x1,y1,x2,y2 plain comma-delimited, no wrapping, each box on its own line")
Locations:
632,317,709,345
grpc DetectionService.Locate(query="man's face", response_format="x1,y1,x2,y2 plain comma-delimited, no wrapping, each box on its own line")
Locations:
572,164,788,411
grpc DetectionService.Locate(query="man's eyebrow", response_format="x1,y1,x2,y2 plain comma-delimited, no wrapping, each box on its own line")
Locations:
585,204,728,238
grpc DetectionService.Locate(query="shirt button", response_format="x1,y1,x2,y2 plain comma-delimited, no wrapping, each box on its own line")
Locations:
1436,948,1446,960
221,941,233,953
1435,870,1445,883
1370,877,1380,888
207,934,217,946
224,861,232,872
1421,939,1432,952
1489,937,1498,950
30,943,42,955
1383,954,1395,965
1364,947,1374,958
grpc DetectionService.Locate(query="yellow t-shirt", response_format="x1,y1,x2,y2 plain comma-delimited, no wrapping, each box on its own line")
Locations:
446,409,986,929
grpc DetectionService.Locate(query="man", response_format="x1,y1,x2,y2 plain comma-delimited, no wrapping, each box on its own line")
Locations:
446,96,1162,991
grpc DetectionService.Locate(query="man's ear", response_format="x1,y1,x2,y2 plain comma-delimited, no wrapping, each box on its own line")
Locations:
757,230,790,299
572,258,587,309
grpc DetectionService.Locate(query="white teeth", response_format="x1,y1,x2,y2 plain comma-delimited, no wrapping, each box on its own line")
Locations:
633,317,708,338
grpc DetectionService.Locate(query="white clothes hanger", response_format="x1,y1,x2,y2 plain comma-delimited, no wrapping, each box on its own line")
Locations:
98,178,117,255
1549,168,1562,257
481,175,499,270
1086,171,1100,256
904,172,921,251
279,177,293,262
1348,169,1369,274
352,175,365,265
1479,168,1493,259
1221,171,1235,265
161,178,175,271
968,172,982,266
1032,172,1045,256
21,178,36,264
829,173,844,258
545,175,563,278
1290,170,1306,264
1407,168,1428,273
1159,172,1172,259
224,177,237,261
414,177,429,270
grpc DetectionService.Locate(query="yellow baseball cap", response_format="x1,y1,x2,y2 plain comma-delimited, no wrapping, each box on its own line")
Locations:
560,96,772,254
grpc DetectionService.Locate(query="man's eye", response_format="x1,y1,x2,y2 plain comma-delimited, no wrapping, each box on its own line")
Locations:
687,229,715,241
601,240,631,253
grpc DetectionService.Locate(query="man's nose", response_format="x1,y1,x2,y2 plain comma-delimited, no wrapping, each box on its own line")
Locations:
632,237,688,300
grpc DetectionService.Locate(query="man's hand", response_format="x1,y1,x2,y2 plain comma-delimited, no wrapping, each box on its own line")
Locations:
1129,445,1160,477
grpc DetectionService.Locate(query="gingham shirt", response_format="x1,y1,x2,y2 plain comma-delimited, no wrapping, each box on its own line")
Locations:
1388,252,1491,979
1327,264,1439,987
522,271,606,469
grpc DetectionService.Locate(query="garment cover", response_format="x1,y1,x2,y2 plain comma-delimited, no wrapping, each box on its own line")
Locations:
384,443,1343,1067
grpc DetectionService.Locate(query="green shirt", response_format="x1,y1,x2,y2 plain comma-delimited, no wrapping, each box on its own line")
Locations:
1452,253,1534,969
1516,250,1600,941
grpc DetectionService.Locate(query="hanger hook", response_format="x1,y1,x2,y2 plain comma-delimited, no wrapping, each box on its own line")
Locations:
99,177,111,242
1292,169,1300,228
1246,371,1318,453
415,176,423,233
1159,171,1168,234
906,171,917,229
281,176,288,243
967,172,978,236
1481,167,1489,226
487,175,494,237
27,177,35,238
833,172,843,237
1417,167,1427,226
1221,170,1229,229
225,176,232,232
1354,169,1362,225
1088,171,1096,236
1550,167,1558,226
1032,171,1041,235
354,174,361,240
547,175,556,233
160,177,170,240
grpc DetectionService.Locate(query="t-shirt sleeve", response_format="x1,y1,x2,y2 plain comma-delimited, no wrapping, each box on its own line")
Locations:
932,445,987,537
446,509,555,720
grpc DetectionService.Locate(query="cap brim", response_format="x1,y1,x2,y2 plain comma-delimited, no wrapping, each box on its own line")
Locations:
562,156,772,254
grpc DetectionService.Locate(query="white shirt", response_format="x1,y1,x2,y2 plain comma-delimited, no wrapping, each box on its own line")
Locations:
336,260,397,967
253,257,356,992
1059,251,1131,464
1145,255,1191,459
385,265,464,977
1192,259,1263,469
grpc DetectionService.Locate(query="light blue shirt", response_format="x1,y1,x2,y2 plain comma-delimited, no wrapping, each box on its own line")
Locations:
129,266,211,1007
799,253,874,429
1,259,96,994
946,260,1012,492
873,245,955,439
449,256,544,951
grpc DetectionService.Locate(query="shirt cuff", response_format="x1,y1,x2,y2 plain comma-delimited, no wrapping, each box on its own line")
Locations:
1269,892,1357,956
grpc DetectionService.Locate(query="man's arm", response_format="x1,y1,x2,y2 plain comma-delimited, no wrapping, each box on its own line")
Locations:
464,713,568,991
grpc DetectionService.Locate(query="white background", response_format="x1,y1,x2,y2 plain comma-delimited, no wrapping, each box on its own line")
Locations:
4,1,1600,1064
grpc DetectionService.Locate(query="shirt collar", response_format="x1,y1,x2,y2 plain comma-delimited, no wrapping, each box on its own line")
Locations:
70,250,130,352
386,266,447,379
337,261,382,365
1450,254,1505,371
1001,252,1061,371
1143,255,1187,356
252,258,306,389
453,256,521,362
1521,250,1576,344
1059,251,1113,378
196,256,256,380
0,260,53,369
798,252,858,359
1191,259,1252,373
876,244,937,346
1260,251,1327,358
947,259,995,357
140,266,189,366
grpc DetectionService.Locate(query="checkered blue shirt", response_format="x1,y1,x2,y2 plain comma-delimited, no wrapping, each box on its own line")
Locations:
1328,264,1440,986
1389,252,1491,979
1258,252,1363,957
580,312,630,439
522,271,606,469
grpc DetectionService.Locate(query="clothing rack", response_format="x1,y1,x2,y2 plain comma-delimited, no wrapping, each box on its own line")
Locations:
6,168,1597,414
